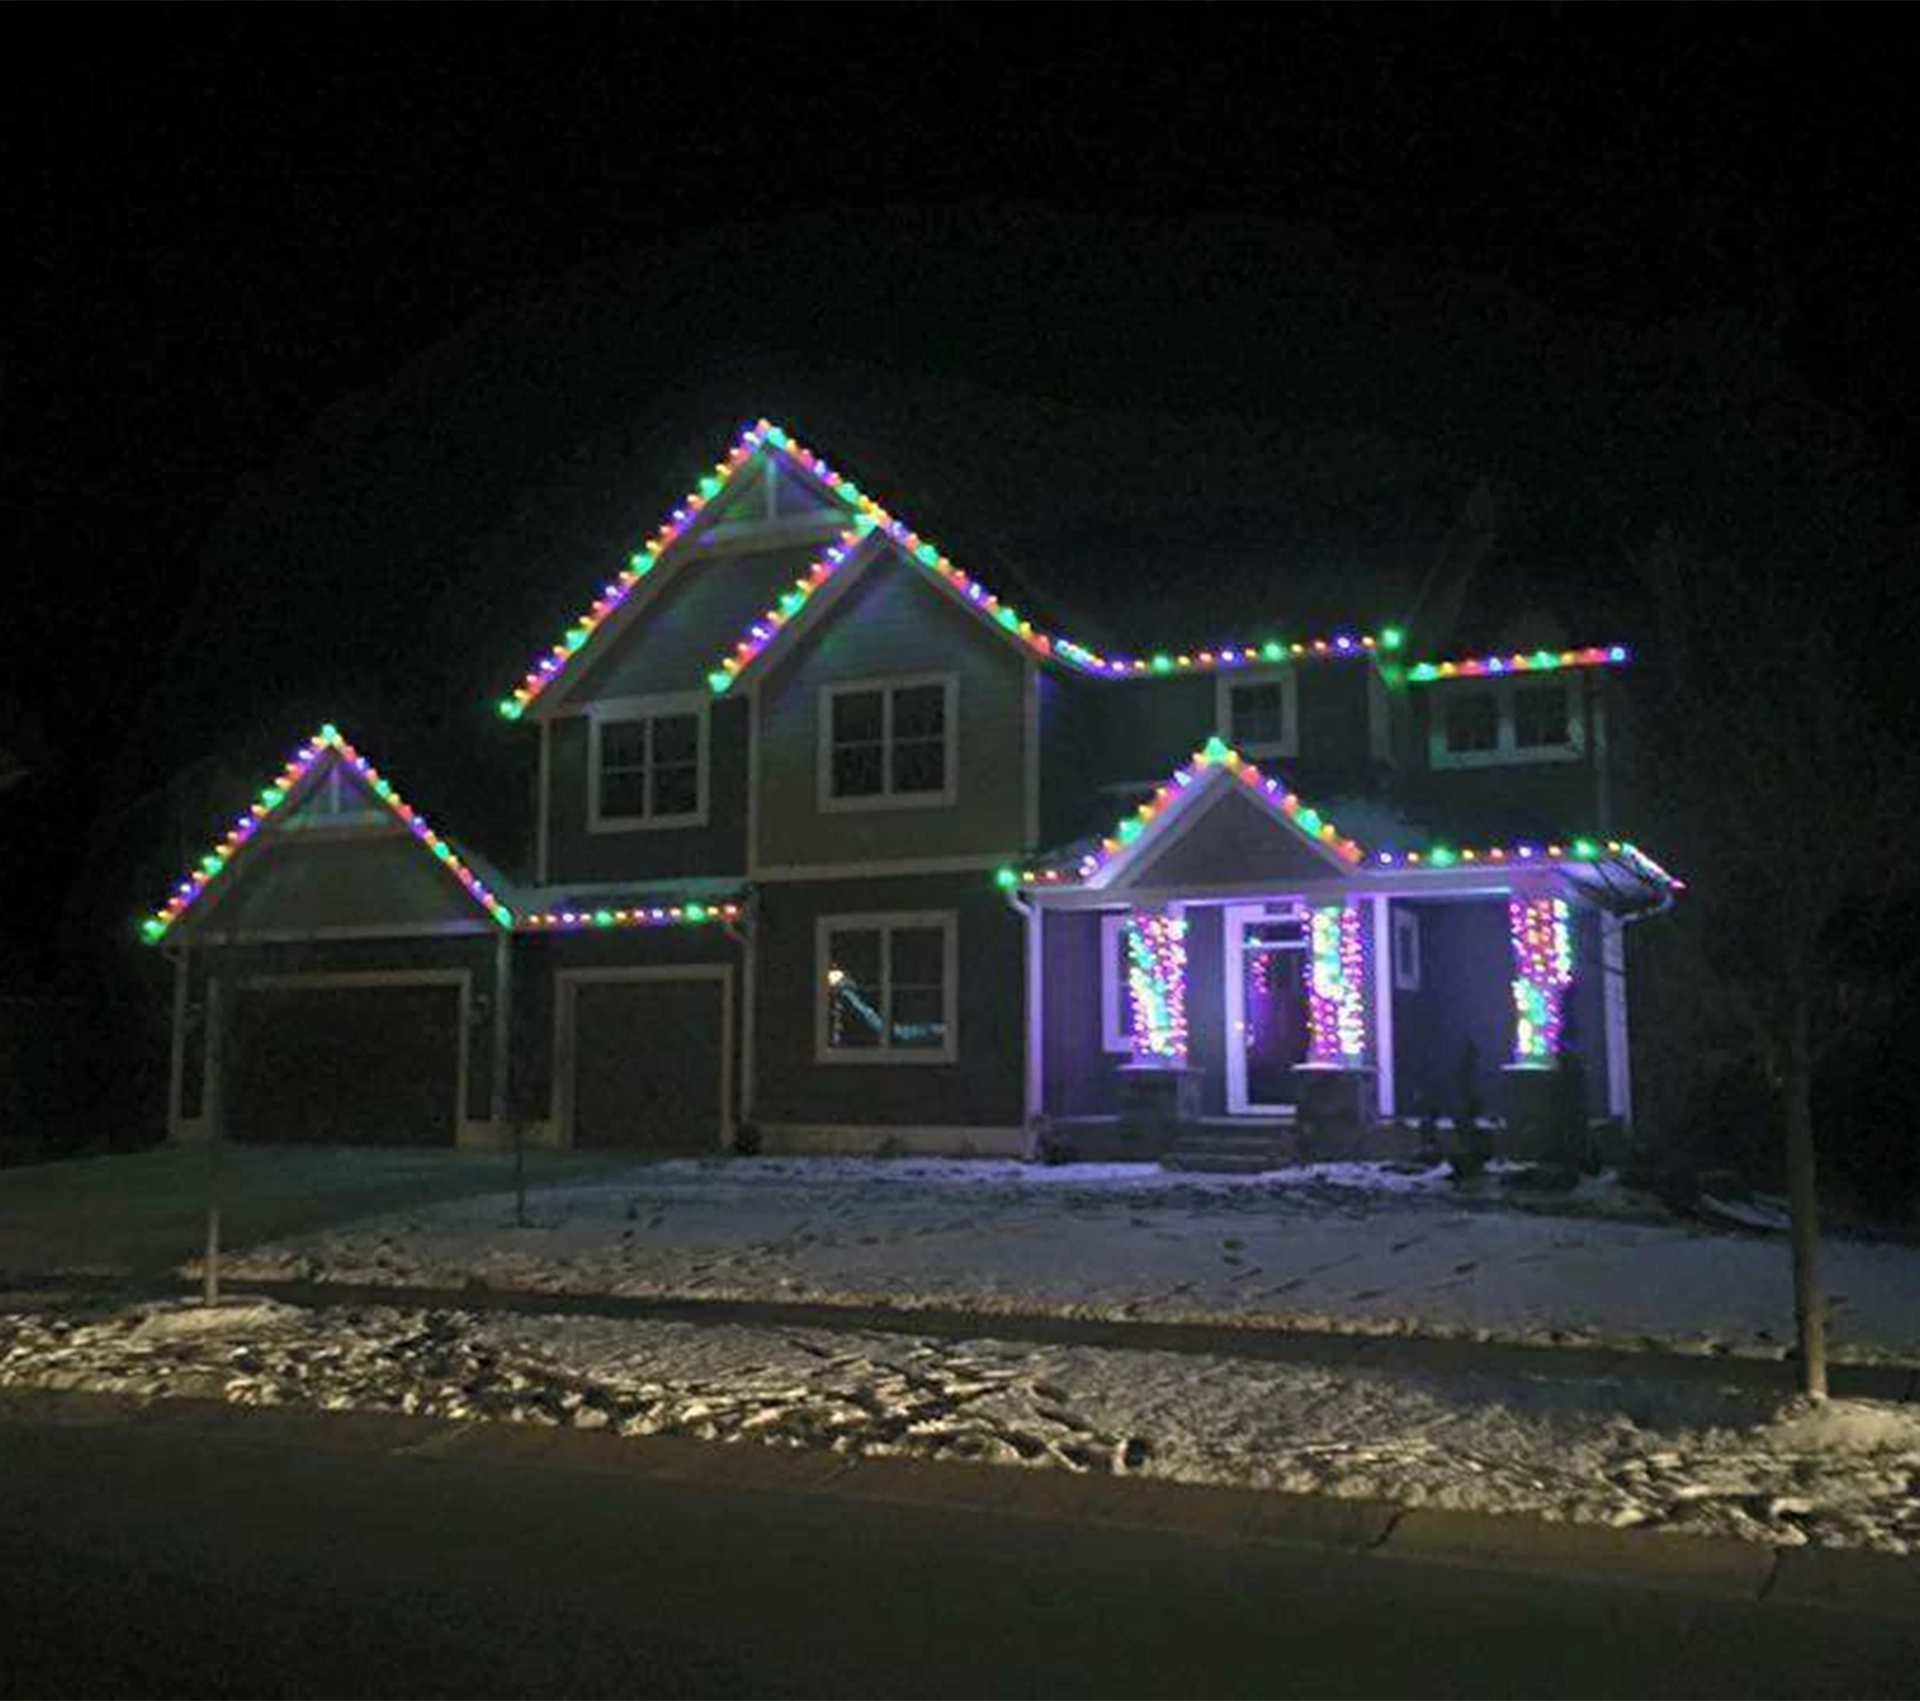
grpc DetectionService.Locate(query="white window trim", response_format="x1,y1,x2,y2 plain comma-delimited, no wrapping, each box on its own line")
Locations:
1392,906,1422,993
815,909,959,1065
1427,676,1585,769
1214,668,1300,760
587,692,710,833
817,673,959,813
1099,913,1132,1054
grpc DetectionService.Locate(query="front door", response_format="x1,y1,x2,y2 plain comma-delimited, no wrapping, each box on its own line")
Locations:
1225,903,1311,1115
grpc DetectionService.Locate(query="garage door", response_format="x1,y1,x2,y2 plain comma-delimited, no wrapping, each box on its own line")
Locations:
226,980,462,1146
567,977,725,1152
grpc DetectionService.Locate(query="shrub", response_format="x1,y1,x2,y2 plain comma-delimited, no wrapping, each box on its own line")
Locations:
732,1122,762,1157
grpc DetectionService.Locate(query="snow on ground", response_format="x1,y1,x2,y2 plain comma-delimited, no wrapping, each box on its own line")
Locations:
212,1158,1920,1364
4,1297,1919,1555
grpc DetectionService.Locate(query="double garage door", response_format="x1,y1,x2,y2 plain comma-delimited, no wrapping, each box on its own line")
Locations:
225,978,465,1146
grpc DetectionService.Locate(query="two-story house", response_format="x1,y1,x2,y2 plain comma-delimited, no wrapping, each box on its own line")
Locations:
143,419,1680,1162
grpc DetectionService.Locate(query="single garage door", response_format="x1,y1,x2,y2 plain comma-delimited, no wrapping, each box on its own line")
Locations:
226,980,463,1146
566,975,726,1152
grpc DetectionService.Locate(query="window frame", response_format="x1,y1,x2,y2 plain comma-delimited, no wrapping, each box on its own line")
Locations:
1214,668,1300,760
586,692,711,833
1427,676,1585,769
1392,906,1422,993
817,673,960,813
815,910,960,1065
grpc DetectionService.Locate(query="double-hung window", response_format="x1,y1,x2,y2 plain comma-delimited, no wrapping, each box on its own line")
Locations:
590,696,708,829
1429,678,1582,768
1215,671,1299,759
817,912,958,1062
820,675,957,809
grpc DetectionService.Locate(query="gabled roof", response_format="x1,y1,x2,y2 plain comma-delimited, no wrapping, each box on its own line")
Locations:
141,725,513,943
498,416,1639,716
1000,736,1683,906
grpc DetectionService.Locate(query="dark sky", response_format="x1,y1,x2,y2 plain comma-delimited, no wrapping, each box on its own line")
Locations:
6,7,1916,980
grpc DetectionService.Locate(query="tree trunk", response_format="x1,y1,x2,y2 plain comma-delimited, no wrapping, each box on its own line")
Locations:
1782,995,1826,1400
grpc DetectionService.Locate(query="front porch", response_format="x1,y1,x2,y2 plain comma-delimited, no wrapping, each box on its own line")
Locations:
1004,739,1674,1167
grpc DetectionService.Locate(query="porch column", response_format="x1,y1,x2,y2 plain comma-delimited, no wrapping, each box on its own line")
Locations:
1502,893,1574,1160
1116,904,1199,1139
1292,899,1374,1147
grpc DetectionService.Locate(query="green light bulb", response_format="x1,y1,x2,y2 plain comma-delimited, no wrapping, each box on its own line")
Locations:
1430,846,1458,868
707,671,733,695
994,867,1018,889
1381,626,1404,651
498,699,523,720
686,903,709,923
1151,654,1173,674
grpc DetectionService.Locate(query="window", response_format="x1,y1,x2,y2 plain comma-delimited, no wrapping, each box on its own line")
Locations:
1392,907,1422,992
1216,671,1299,758
820,676,957,810
589,697,707,830
1100,913,1135,1053
817,913,957,1063
1428,678,1583,768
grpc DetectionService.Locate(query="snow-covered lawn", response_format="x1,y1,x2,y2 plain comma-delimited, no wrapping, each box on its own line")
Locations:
212,1158,1920,1366
5,1296,1919,1555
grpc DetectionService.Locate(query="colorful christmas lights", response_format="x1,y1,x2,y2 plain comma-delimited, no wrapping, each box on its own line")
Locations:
1403,646,1628,684
1509,895,1573,1063
1125,908,1189,1065
141,726,514,943
1369,837,1682,890
1306,902,1368,1066
518,901,743,931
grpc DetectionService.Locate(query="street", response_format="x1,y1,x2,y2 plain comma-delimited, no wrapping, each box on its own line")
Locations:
0,1400,1912,1698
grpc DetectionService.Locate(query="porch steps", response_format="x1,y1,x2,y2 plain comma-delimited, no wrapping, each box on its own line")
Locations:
1161,1125,1298,1174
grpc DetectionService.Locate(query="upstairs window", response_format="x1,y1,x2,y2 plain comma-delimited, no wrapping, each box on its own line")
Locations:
820,675,957,810
1429,678,1583,769
590,698,707,830
1216,670,1299,758
817,912,957,1062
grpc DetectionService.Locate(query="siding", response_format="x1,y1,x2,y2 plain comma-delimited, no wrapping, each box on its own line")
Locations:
754,554,1030,869
546,696,749,884
753,872,1023,1129
185,831,491,938
1042,908,1117,1117
1390,899,1510,1123
1123,788,1343,890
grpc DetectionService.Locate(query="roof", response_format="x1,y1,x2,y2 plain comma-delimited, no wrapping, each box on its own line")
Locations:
1002,737,1682,908
499,418,1632,717
141,725,513,943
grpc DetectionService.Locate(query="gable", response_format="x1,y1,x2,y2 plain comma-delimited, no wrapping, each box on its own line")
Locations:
144,728,511,943
1120,784,1346,891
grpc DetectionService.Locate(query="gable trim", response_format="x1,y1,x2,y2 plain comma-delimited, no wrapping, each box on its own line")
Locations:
142,725,514,944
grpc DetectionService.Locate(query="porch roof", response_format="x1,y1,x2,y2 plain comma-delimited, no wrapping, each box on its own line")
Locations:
998,738,1683,913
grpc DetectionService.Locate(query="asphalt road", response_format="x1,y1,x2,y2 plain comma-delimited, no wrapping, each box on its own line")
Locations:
0,1405,1914,1699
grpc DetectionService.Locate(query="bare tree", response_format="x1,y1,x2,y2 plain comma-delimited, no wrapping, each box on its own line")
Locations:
1631,329,1920,1398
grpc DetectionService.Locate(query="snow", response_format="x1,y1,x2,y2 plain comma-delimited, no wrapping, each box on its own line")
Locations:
4,1296,1918,1555
209,1158,1920,1365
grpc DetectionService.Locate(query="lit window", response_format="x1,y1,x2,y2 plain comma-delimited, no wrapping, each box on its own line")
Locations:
819,914,957,1062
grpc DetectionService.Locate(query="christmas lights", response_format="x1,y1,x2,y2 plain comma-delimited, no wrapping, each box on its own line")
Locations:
1402,646,1628,684
1306,903,1368,1065
519,901,743,931
999,737,1365,891
1509,895,1573,1063
1125,908,1189,1065
141,726,513,943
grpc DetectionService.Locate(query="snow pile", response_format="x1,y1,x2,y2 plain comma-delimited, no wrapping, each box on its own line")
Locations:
208,1159,1920,1364
4,1298,1917,1555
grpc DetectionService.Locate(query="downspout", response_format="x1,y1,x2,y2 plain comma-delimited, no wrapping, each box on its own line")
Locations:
723,899,757,1129
490,927,513,1134
1001,884,1043,1146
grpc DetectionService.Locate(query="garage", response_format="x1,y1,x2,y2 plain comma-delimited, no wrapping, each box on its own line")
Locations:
559,970,730,1152
224,976,466,1146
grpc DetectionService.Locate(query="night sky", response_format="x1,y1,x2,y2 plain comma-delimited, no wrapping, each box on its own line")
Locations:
6,8,1916,985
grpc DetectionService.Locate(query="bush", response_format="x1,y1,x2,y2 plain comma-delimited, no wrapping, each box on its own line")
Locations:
732,1122,762,1157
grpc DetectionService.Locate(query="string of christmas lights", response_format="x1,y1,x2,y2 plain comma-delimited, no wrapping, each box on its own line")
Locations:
141,726,514,943
1403,646,1629,684
1125,908,1189,1065
1306,903,1368,1065
1509,895,1574,1063
519,902,743,931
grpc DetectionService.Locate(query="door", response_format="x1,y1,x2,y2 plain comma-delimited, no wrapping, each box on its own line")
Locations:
226,978,464,1145
1225,905,1310,1115
561,972,730,1152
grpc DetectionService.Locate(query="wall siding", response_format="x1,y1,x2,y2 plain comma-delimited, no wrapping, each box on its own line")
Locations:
185,832,489,937
1122,789,1343,890
546,696,749,884
754,558,1029,868
1391,899,1511,1123
1041,909,1118,1118
753,873,1023,1129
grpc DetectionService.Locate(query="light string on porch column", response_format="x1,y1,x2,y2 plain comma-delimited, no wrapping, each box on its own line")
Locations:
1125,908,1189,1065
1306,903,1368,1066
1509,895,1574,1063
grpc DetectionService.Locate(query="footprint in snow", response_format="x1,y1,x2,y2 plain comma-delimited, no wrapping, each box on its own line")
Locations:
1453,1261,1477,1274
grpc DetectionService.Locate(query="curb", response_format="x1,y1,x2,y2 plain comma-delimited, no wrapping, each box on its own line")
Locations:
7,1383,1916,1614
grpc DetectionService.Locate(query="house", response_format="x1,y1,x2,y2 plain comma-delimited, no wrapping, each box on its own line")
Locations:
143,419,1680,1161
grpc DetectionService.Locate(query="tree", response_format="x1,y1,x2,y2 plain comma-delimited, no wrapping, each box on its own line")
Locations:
1630,320,1920,1399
